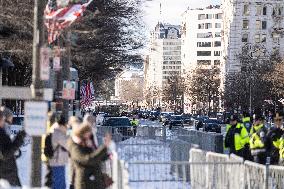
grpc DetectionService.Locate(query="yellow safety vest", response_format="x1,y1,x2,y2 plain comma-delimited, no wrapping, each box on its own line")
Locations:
225,123,249,151
250,124,265,150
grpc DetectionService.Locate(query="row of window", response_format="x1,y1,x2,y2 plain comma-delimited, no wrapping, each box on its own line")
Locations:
163,46,181,50
243,20,267,30
243,4,282,16
163,66,181,70
163,70,181,74
163,51,181,55
163,61,182,65
197,32,221,38
197,60,221,65
196,41,221,47
163,56,181,61
242,33,268,43
198,13,222,20
197,51,222,56
163,42,181,45
198,23,221,29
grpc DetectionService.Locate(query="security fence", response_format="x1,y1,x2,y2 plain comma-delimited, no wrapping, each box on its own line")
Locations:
177,128,224,153
190,148,284,189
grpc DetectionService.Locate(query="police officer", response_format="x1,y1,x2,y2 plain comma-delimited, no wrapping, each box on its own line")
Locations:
131,118,139,136
266,112,284,164
242,111,252,132
250,115,268,164
225,115,250,157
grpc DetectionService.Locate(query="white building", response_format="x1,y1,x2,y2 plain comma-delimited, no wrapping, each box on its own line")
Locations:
114,69,144,103
181,5,223,113
145,23,182,107
222,0,284,73
181,5,223,72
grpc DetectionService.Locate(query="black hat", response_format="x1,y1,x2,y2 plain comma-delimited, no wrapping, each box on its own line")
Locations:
230,115,239,121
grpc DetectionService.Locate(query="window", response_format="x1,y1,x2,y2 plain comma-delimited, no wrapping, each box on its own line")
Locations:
215,13,222,19
262,21,267,30
242,33,248,42
197,32,213,38
243,4,249,15
197,60,211,65
214,41,221,47
163,61,168,64
273,34,280,43
215,32,221,37
205,23,212,29
163,66,165,69
197,42,212,47
256,20,261,29
198,14,206,20
197,51,211,56
255,34,260,43
214,60,221,65
206,14,213,19
243,20,249,29
256,5,262,15
262,34,266,42
215,23,221,28
198,23,205,29
214,51,221,56
263,6,267,15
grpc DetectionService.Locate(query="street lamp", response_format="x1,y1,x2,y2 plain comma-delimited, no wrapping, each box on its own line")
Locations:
0,58,14,105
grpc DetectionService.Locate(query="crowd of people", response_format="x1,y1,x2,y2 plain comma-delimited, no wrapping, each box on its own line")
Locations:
225,111,284,165
0,106,113,189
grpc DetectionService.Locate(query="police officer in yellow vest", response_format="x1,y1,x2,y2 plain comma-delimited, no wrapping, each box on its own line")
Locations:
250,114,268,164
225,115,250,157
266,112,284,165
131,118,139,136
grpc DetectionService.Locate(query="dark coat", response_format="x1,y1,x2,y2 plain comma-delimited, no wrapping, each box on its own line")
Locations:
0,128,26,186
68,139,109,189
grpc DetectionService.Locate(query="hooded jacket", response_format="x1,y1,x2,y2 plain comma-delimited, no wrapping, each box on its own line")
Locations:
0,127,25,186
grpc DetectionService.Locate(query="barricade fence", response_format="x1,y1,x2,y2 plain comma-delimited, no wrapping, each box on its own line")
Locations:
190,148,284,189
177,128,224,153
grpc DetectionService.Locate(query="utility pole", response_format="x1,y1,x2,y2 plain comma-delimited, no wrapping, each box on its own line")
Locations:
31,0,45,186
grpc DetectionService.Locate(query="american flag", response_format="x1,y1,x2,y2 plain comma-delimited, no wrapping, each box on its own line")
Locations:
80,81,95,108
44,0,93,44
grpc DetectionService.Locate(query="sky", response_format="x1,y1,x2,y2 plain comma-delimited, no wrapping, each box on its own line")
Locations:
143,0,221,29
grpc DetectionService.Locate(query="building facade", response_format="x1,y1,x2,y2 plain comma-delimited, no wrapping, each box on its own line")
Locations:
181,5,223,113
181,5,223,72
145,23,182,107
222,0,284,73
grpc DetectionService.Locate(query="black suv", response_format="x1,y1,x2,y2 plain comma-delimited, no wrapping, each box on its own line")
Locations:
102,117,133,137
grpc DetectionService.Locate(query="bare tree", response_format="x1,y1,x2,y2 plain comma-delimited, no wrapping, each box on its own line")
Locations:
186,66,221,115
163,74,185,112
223,44,282,113
119,79,143,104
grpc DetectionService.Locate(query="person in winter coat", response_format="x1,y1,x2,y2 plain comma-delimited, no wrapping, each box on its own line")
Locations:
250,115,268,164
68,123,111,189
0,109,26,187
266,112,284,165
49,115,69,189
224,115,250,157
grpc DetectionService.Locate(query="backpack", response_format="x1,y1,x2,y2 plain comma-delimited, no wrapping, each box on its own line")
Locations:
44,133,55,159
